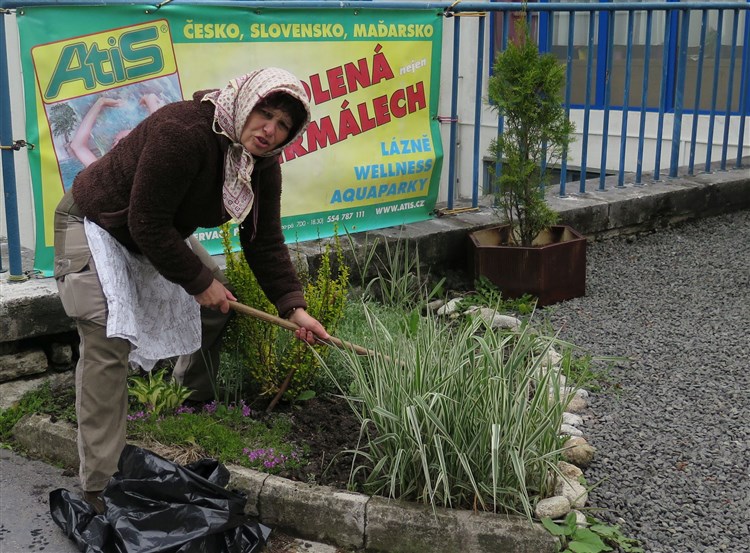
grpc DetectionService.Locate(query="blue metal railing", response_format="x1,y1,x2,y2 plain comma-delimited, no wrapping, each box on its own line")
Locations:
1,1,749,277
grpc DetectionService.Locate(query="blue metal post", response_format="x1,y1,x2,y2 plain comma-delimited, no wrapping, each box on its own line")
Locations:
689,9,709,175
595,1,612,108
664,0,680,112
654,11,673,181
736,5,750,168
539,0,551,53
669,8,691,178
635,9,653,184
705,9,725,172
446,15,461,209
579,11,596,193
471,13,485,207
720,8,740,170
559,10,575,197
617,9,635,187
0,13,25,279
599,8,615,190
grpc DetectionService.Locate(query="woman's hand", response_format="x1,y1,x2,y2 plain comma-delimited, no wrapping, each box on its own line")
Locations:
288,308,330,345
194,279,236,314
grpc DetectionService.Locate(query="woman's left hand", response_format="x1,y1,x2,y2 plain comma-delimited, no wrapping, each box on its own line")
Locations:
288,308,330,345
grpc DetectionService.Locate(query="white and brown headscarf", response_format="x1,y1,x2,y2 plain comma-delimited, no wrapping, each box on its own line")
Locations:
202,68,311,223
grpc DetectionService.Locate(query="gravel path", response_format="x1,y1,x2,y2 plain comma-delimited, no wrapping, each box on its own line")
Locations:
541,209,750,553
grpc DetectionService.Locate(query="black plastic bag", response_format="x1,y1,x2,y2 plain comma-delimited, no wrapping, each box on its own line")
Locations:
50,444,270,552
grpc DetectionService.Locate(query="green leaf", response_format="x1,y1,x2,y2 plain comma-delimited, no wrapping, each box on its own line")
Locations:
296,390,316,402
542,517,570,537
570,528,612,552
589,524,619,537
568,542,606,553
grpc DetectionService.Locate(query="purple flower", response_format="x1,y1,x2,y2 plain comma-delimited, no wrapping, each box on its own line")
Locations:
127,411,147,421
175,405,195,415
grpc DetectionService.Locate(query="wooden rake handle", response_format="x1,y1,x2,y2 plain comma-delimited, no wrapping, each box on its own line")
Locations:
227,300,377,357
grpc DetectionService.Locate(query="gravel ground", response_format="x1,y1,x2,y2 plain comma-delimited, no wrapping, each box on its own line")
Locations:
540,209,750,553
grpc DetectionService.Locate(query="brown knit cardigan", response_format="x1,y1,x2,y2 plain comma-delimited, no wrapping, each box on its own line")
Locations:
72,90,306,317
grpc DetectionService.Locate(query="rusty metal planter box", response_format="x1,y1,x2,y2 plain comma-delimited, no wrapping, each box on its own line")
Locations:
468,225,587,307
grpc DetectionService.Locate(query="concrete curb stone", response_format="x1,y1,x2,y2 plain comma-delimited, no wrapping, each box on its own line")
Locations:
12,414,558,553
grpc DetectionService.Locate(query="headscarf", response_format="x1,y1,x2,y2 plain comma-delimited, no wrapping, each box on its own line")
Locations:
202,68,311,223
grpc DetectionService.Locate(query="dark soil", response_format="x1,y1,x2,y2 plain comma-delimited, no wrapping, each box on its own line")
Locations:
262,394,364,490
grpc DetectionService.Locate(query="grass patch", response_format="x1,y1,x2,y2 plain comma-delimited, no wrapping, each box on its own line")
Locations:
127,402,305,475
0,382,76,443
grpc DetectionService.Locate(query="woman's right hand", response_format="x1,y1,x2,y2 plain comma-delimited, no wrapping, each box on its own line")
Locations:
194,279,236,314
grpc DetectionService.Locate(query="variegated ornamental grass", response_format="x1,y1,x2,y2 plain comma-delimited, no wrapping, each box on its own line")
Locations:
318,304,574,519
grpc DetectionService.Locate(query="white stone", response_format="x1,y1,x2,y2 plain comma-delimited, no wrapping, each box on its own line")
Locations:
563,412,584,426
535,496,571,519
436,298,463,316
463,306,521,330
561,386,589,399
561,437,596,468
555,475,588,509
557,461,583,479
565,395,588,413
572,510,588,527
559,424,584,437
426,299,445,313
541,348,563,368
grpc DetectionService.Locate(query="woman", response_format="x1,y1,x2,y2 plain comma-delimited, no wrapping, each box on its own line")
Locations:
53,68,329,514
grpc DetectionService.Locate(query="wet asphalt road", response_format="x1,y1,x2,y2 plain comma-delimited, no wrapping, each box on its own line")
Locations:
0,448,80,553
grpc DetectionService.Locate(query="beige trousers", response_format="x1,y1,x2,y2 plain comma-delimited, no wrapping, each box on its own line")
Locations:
53,191,232,492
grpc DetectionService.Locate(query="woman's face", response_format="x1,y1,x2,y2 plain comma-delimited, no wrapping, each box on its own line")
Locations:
240,105,294,155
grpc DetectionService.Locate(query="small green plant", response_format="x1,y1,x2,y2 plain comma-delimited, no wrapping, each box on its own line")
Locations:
488,17,575,247
128,368,193,416
542,512,644,553
365,234,445,308
459,275,537,315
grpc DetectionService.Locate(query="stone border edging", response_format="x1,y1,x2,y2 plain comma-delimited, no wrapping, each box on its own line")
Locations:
13,413,558,553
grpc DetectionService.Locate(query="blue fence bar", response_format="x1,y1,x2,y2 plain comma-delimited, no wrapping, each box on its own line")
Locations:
654,13,672,181
579,11,596,194
446,15,461,210
559,10,575,197
688,9,709,176
669,8,691,178
738,10,750,168
635,9,654,185
617,9,635,187
599,11,615,191
721,9,741,170
705,9,725,173
471,13,486,208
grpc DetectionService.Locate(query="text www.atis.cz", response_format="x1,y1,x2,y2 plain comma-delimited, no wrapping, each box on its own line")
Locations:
375,200,426,215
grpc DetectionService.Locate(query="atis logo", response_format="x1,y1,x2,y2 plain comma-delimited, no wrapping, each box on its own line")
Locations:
34,21,177,103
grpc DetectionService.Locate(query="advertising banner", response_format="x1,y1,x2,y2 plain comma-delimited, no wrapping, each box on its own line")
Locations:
16,4,444,274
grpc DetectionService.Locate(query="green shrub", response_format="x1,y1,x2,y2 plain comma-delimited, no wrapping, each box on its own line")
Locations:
219,224,350,402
